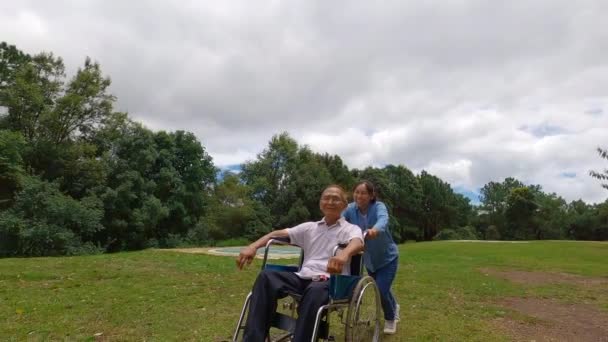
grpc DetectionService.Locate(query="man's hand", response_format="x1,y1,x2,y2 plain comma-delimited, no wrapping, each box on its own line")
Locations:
365,228,380,240
236,246,257,270
326,254,348,274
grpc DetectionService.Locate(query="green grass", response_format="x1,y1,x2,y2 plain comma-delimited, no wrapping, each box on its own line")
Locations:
1,241,607,341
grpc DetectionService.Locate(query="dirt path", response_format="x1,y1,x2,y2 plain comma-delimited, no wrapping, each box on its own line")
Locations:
492,297,608,341
479,268,608,288
481,268,608,341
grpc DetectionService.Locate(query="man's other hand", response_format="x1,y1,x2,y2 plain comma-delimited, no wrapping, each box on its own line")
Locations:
326,255,348,274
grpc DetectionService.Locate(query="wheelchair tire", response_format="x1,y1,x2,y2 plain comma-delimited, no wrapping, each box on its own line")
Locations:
344,275,381,342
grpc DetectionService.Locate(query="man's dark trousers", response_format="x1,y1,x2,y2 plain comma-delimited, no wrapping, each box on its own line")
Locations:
243,269,329,342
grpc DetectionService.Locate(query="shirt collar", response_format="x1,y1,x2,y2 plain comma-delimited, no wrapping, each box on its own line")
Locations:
317,217,345,229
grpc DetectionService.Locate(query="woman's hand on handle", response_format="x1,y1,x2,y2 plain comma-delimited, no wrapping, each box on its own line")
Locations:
365,228,380,240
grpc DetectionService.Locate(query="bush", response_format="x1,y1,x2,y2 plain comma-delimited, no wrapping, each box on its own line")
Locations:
434,226,478,241
162,233,187,248
67,242,104,255
457,226,479,240
400,225,422,242
485,225,501,240
434,228,458,240
215,237,250,247
185,221,210,245
0,176,104,256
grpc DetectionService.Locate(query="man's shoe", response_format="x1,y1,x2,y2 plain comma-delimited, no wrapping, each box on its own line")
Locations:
384,320,397,334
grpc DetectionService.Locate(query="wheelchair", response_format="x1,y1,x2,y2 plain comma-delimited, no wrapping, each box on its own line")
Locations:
232,237,381,342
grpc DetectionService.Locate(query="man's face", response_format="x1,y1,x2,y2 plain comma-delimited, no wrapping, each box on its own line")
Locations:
319,187,347,217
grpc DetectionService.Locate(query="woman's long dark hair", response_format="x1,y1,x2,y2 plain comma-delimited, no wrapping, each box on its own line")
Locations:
353,180,377,203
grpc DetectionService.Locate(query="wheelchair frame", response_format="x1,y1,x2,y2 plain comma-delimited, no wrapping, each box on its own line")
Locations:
232,238,382,342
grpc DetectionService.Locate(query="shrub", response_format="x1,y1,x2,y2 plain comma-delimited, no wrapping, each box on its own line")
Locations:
485,225,501,240
434,228,458,240
0,176,103,256
457,226,479,240
215,237,250,247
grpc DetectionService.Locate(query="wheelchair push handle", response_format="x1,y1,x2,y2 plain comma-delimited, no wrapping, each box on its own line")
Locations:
333,230,367,256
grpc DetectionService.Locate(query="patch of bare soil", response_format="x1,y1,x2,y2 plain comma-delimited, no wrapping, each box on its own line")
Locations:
479,268,608,288
481,268,608,341
491,297,608,341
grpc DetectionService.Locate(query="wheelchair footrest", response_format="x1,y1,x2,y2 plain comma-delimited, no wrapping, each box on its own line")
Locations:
271,312,297,333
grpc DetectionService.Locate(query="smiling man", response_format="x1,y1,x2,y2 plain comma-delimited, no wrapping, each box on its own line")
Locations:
236,185,364,342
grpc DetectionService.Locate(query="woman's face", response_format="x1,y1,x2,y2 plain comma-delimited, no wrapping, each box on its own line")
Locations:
353,184,372,209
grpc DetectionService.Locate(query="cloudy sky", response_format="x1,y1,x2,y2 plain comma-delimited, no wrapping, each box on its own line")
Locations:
2,1,607,203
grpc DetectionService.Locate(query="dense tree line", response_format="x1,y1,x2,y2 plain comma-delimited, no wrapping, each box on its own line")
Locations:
1,42,607,256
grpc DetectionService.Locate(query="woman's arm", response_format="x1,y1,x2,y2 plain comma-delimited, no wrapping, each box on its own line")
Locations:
373,202,389,231
366,202,389,239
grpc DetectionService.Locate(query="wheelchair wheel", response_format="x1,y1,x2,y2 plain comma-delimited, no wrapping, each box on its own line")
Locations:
344,275,381,342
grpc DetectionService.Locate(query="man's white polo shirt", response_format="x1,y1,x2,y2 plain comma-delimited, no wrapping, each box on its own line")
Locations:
286,217,363,278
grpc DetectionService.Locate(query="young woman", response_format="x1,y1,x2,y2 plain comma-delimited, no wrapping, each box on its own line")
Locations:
342,180,400,334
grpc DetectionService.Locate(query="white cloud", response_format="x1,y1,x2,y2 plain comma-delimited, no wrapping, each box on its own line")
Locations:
2,0,608,203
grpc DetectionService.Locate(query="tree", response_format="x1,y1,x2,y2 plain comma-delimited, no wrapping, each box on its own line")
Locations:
154,130,216,237
241,133,333,228
241,132,299,221
93,123,216,250
316,153,355,190
505,187,538,239
417,171,468,240
590,147,608,190
0,44,115,188
479,177,542,239
534,192,568,239
567,200,608,241
480,178,525,213
202,172,257,241
0,175,103,256
45,57,115,144
567,199,596,240
364,165,423,242
0,42,31,118
0,130,26,208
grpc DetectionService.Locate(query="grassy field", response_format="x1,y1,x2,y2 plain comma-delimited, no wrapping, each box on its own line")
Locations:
1,241,607,341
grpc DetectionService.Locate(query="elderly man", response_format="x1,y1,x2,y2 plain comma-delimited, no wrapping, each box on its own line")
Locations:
236,185,364,342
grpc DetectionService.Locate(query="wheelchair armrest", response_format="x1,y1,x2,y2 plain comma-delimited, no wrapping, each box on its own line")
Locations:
332,233,366,276
261,238,303,271
333,230,367,253
266,237,292,247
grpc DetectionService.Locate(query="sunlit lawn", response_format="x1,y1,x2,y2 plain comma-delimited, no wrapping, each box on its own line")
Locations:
1,241,606,341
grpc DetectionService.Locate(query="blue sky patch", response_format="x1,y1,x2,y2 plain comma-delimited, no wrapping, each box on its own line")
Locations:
585,108,603,116
520,123,567,138
560,172,576,178
453,186,481,205
216,164,243,180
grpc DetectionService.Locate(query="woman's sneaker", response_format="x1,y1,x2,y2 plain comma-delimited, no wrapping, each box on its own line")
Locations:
384,320,397,334
395,304,400,322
